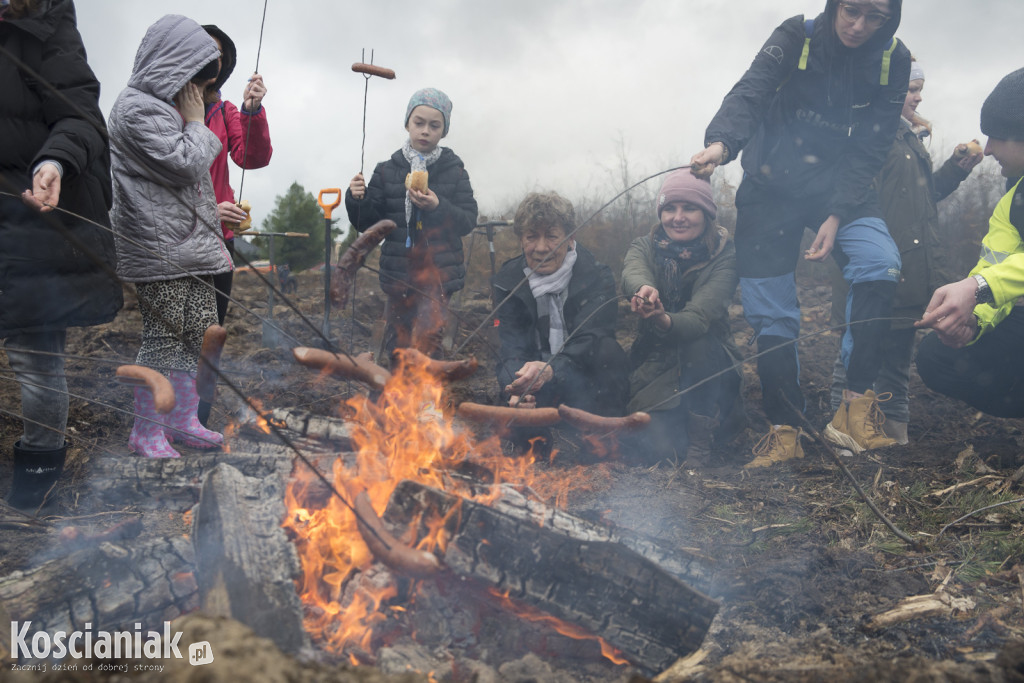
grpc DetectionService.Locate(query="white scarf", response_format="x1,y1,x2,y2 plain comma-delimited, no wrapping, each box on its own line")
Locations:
524,246,577,356
401,139,443,246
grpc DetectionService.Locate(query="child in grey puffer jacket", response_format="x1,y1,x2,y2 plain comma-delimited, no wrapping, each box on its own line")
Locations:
108,14,232,459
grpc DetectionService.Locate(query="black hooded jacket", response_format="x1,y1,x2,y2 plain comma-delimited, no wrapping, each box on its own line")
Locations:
0,0,123,336
704,0,911,224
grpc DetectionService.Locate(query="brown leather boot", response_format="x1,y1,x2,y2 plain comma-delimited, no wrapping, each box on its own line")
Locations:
684,414,716,467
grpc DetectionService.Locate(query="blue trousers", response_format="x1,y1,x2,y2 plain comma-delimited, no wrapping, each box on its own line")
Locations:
734,182,900,424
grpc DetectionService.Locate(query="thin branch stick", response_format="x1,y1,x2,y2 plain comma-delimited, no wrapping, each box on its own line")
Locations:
782,396,922,550
937,497,1024,538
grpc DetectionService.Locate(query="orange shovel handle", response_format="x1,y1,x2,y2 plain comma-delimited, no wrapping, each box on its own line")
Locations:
317,188,342,220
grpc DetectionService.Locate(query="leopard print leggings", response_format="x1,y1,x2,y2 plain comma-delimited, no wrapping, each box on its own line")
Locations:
136,276,217,372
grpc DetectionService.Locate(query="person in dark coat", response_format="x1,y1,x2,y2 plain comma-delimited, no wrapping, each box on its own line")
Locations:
829,60,983,445
492,192,628,426
689,0,911,463
0,0,122,510
346,88,478,360
622,172,743,466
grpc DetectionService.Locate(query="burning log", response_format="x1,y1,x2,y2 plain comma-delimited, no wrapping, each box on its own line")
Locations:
192,463,309,654
379,480,719,673
0,536,197,638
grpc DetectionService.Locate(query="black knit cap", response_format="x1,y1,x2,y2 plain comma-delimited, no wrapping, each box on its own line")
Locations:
981,67,1024,141
202,24,237,92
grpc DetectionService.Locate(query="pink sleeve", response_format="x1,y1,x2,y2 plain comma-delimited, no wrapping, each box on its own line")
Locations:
223,100,273,170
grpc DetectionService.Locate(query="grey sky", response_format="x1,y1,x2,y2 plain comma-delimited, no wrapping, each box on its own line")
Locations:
77,1,1024,222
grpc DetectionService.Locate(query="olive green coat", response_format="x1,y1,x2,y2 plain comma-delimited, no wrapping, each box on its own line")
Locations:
622,227,741,414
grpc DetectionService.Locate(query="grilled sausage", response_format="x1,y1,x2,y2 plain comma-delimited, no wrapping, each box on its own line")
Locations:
116,365,175,414
351,488,441,578
394,347,479,382
196,325,227,402
557,404,651,432
456,401,561,429
292,347,391,392
351,63,396,80
330,219,397,308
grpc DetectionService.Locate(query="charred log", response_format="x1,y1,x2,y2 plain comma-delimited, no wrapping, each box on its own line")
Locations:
192,463,308,654
381,480,719,673
0,536,197,640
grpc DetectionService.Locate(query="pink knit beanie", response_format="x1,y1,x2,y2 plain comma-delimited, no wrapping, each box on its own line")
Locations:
657,170,717,221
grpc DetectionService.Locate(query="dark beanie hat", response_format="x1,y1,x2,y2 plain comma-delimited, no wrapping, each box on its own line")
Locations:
981,68,1024,141
202,24,237,92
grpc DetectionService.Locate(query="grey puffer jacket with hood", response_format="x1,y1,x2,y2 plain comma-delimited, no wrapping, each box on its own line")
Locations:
108,14,232,283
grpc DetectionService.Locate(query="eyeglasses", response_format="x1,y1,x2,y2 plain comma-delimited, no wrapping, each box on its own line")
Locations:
838,2,891,29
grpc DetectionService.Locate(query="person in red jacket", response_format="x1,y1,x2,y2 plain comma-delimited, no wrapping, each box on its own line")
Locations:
198,24,272,426
202,24,273,325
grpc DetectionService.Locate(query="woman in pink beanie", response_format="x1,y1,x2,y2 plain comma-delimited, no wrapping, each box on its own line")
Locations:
621,171,743,466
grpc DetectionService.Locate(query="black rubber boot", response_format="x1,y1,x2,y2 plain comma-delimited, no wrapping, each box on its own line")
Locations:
7,441,66,511
197,399,213,428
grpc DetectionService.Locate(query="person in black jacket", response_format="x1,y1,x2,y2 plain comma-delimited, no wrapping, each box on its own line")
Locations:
492,192,628,420
346,87,477,360
689,0,911,466
0,0,122,510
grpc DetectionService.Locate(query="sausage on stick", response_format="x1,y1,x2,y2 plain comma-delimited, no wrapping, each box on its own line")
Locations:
116,365,175,414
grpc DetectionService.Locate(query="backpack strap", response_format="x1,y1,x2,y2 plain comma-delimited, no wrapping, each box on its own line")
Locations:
879,37,898,86
797,18,814,71
797,19,898,86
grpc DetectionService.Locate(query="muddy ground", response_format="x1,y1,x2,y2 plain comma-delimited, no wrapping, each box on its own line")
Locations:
1,262,1023,683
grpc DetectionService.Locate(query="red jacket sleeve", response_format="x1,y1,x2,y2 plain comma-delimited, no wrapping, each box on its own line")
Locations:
223,100,273,170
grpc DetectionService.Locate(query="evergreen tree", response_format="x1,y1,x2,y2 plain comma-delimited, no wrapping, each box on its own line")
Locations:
255,182,341,272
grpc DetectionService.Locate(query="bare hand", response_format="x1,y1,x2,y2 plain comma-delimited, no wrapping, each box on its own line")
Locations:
349,173,366,199
630,285,661,314
508,394,537,409
21,163,61,212
409,188,439,211
805,214,840,262
217,200,248,224
243,73,266,111
175,82,205,123
505,361,554,398
689,142,726,179
936,316,978,349
915,277,979,334
953,140,983,172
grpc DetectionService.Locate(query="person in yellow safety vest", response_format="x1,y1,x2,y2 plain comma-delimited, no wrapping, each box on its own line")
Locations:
915,67,1024,418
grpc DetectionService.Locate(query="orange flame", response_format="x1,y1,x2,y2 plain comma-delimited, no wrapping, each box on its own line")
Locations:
488,589,629,666
283,349,615,659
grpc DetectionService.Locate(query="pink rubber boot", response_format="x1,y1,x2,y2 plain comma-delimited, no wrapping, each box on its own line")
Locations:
164,370,224,449
129,387,181,459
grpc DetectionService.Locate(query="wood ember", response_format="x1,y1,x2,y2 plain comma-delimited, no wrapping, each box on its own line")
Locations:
192,463,309,654
381,479,719,673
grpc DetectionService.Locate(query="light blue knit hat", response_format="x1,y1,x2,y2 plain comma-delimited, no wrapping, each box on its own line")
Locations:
405,88,452,137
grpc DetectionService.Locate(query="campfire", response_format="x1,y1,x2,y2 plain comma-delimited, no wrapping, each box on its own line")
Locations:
279,347,716,673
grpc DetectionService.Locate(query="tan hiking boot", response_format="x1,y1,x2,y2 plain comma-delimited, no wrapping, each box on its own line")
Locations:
823,389,898,453
744,425,804,469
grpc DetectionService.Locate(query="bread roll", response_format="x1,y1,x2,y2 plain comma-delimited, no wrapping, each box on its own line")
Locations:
405,170,428,193
237,200,252,232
